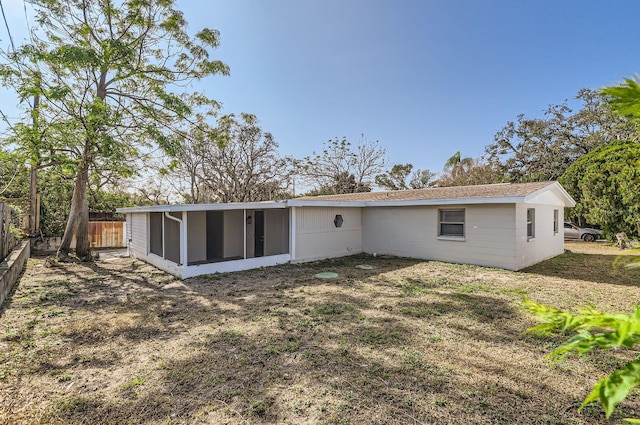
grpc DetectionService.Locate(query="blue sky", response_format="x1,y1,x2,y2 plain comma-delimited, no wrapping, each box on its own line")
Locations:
2,0,639,175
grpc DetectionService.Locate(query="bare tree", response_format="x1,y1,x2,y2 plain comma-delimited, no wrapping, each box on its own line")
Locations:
176,113,293,203
299,136,386,195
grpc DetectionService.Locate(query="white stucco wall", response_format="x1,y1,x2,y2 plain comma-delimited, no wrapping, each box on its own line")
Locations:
130,212,147,258
362,204,518,270
293,207,363,262
515,202,565,270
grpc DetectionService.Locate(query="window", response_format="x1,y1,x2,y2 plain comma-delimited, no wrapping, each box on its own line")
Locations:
333,214,344,228
553,209,559,234
527,208,535,239
439,209,465,237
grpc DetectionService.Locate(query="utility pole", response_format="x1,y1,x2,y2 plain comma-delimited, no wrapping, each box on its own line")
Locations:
29,73,41,236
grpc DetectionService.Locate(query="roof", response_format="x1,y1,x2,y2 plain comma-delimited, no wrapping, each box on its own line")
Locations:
294,181,553,202
117,181,575,214
288,181,576,207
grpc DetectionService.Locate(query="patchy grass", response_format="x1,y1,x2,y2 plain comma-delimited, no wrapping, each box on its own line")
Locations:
0,242,639,424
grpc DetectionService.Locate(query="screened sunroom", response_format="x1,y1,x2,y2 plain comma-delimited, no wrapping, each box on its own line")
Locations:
120,202,290,278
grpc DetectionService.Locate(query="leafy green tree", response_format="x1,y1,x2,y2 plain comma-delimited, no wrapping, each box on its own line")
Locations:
559,139,640,238
602,76,640,119
305,172,372,196
0,150,29,200
486,89,638,182
375,163,436,191
436,152,504,187
0,0,228,260
524,298,640,423
525,75,640,424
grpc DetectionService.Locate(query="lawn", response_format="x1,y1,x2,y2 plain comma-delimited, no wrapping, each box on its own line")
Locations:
1,242,639,424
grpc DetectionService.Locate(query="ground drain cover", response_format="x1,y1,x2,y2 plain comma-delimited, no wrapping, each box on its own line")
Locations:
314,272,338,279
356,264,373,270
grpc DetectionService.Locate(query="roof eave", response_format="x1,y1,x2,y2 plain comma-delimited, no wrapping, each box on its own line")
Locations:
286,200,366,207
117,201,287,214
363,196,526,207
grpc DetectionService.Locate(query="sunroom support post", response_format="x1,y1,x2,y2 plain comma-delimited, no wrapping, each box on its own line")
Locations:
290,207,296,260
181,211,188,267
243,209,247,259
164,212,184,266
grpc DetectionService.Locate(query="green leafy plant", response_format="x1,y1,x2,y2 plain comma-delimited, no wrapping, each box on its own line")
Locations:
523,297,640,422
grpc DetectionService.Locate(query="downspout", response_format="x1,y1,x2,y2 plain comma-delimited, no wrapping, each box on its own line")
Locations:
164,212,184,266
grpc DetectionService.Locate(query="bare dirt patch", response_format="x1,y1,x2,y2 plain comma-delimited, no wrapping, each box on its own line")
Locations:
1,241,639,424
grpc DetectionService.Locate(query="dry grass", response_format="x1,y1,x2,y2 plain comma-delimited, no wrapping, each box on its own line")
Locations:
1,241,639,424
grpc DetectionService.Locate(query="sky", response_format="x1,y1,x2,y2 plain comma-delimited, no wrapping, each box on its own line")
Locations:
1,0,639,175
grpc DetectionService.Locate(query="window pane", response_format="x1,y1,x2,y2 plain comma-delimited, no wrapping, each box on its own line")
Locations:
527,208,535,238
441,223,464,236
440,209,464,222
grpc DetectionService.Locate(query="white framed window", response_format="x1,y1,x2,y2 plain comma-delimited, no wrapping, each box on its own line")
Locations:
553,209,559,234
527,208,535,239
439,209,465,237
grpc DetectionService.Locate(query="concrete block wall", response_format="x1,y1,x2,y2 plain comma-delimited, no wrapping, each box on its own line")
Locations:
0,240,30,307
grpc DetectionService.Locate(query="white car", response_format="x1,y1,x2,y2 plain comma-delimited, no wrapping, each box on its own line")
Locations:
563,222,602,242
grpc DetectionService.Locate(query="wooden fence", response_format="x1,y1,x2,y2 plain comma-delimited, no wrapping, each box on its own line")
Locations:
0,203,18,262
89,221,125,248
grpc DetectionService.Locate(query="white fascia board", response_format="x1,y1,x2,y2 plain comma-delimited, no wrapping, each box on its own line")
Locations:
523,182,576,207
363,196,525,207
285,200,366,207
117,201,287,214
286,197,525,208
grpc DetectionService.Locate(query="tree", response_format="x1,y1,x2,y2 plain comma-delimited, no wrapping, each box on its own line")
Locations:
524,299,640,423
299,136,386,195
523,76,640,425
436,152,504,187
602,75,640,119
0,0,228,260
175,113,293,203
486,89,639,182
0,149,28,200
559,139,640,238
0,145,135,236
375,163,436,191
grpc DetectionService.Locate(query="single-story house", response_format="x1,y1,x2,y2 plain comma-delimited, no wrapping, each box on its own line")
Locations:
116,181,575,278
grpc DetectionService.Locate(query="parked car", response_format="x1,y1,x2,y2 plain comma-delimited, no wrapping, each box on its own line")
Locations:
563,222,602,242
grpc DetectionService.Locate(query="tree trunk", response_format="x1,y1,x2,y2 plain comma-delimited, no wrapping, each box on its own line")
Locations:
29,166,37,236
29,90,41,236
57,162,91,260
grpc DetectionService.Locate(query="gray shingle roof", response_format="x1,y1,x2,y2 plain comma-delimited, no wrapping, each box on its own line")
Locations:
295,181,557,202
